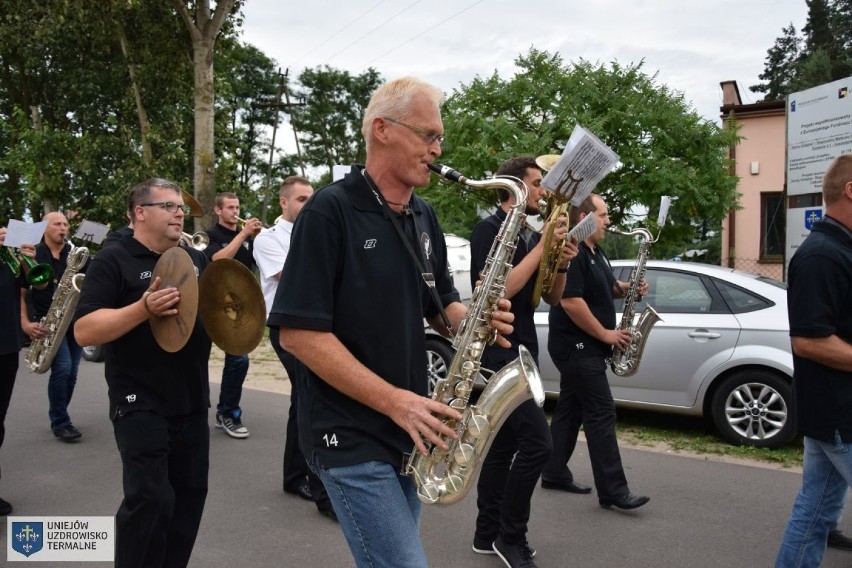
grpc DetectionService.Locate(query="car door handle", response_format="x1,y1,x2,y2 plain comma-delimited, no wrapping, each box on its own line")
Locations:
688,330,721,339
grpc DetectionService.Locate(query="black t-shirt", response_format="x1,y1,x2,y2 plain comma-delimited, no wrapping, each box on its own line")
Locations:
204,223,256,270
0,266,23,356
548,241,617,359
470,208,540,366
75,238,212,418
267,164,460,469
102,226,134,250
27,243,72,320
787,217,852,442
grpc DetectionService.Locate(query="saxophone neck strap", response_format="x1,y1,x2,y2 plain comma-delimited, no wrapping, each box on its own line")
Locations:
362,169,454,334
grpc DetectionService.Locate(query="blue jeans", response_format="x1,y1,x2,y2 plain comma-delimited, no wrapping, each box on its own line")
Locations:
48,332,82,429
776,434,852,567
311,458,427,568
216,353,248,418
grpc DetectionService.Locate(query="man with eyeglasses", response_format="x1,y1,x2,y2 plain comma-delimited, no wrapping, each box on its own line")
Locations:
268,77,515,568
74,179,212,568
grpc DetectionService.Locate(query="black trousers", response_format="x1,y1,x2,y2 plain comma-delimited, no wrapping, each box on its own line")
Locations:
545,353,629,501
269,328,329,509
475,397,552,544
112,410,209,568
0,352,18,486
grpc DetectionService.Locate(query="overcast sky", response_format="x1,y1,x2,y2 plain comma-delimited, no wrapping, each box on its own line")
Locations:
239,0,808,150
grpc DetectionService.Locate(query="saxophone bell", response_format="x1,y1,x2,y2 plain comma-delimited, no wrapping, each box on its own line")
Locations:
180,231,209,251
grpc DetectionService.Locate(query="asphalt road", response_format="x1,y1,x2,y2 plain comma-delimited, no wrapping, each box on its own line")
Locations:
3,354,851,567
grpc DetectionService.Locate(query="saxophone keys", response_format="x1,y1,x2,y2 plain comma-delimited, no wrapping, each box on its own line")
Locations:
453,442,476,466
466,414,491,439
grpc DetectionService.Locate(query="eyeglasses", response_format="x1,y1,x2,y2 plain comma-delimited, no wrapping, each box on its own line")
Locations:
383,117,445,145
140,201,191,215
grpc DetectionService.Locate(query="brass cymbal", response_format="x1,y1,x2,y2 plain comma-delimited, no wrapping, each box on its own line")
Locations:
535,154,561,172
150,247,199,353
181,188,204,218
198,259,265,355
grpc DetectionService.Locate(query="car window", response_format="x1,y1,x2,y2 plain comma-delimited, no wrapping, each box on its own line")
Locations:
639,269,713,314
712,278,775,314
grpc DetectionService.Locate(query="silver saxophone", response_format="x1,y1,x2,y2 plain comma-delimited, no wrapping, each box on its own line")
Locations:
404,163,546,506
26,244,89,374
607,227,661,377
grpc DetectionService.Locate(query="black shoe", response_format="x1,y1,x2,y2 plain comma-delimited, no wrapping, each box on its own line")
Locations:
493,535,538,568
473,536,536,558
284,481,313,501
0,498,12,516
541,478,592,494
599,492,650,510
828,529,852,551
317,506,338,522
52,425,82,442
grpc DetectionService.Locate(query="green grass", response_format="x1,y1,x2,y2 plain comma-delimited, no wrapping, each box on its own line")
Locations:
613,407,804,469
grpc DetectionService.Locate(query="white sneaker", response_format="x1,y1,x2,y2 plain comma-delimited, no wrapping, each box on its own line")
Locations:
216,412,249,439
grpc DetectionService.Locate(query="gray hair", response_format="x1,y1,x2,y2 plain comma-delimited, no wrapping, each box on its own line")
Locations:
361,77,444,150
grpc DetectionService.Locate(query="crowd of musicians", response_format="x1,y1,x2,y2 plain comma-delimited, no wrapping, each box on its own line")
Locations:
1,76,852,568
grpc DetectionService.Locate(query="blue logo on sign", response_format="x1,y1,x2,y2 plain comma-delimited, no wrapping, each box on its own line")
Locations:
790,100,796,112
12,522,43,557
804,209,822,230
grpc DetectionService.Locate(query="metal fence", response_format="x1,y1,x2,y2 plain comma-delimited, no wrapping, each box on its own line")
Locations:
720,258,784,281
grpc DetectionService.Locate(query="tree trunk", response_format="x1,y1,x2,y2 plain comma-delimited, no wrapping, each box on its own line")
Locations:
115,21,152,169
193,37,216,231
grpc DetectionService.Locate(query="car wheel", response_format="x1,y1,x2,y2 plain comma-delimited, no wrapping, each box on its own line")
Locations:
425,338,455,396
710,370,795,448
81,344,104,362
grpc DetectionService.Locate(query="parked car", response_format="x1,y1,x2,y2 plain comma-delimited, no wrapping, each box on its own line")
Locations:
425,260,795,448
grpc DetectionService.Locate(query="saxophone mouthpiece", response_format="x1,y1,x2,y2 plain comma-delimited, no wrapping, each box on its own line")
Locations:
429,163,468,185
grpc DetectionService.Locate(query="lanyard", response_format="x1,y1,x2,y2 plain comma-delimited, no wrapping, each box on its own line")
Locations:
362,169,454,334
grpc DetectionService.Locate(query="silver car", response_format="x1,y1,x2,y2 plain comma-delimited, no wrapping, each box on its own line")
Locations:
425,260,795,449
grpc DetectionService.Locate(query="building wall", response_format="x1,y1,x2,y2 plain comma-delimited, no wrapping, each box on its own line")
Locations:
719,100,786,280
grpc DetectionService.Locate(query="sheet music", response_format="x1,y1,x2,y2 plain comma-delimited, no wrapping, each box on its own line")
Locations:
3,219,47,248
542,125,620,206
565,211,597,243
74,220,110,245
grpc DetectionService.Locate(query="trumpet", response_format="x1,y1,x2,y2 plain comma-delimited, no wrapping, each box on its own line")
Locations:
179,231,209,251
1,246,53,285
235,216,266,229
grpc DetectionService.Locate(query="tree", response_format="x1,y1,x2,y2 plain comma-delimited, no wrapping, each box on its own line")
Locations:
427,48,739,258
751,24,802,101
752,0,852,100
289,66,384,180
169,0,239,230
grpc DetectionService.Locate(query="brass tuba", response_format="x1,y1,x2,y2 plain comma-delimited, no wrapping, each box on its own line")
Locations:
530,154,573,307
404,163,545,506
26,244,88,373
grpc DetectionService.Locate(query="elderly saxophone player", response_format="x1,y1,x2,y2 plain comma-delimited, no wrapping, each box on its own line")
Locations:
268,77,514,568
20,212,85,442
542,193,650,511
469,156,578,568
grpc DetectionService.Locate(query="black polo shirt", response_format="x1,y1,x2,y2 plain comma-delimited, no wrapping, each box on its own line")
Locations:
27,242,73,320
102,226,134,250
0,267,23,356
548,240,617,359
204,223,256,270
470,208,540,365
267,164,460,470
75,238,211,418
788,217,852,442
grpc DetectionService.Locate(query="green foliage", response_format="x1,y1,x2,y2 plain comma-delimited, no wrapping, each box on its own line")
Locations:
290,66,384,178
752,0,852,100
427,49,739,253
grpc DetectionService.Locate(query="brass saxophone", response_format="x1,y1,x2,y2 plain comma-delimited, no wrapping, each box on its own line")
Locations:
404,163,545,506
607,228,661,377
26,245,89,373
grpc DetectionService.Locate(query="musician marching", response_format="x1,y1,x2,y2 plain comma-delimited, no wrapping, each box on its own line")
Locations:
20,212,86,442
74,179,211,568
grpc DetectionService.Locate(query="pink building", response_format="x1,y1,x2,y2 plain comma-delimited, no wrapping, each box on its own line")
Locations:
719,80,785,281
